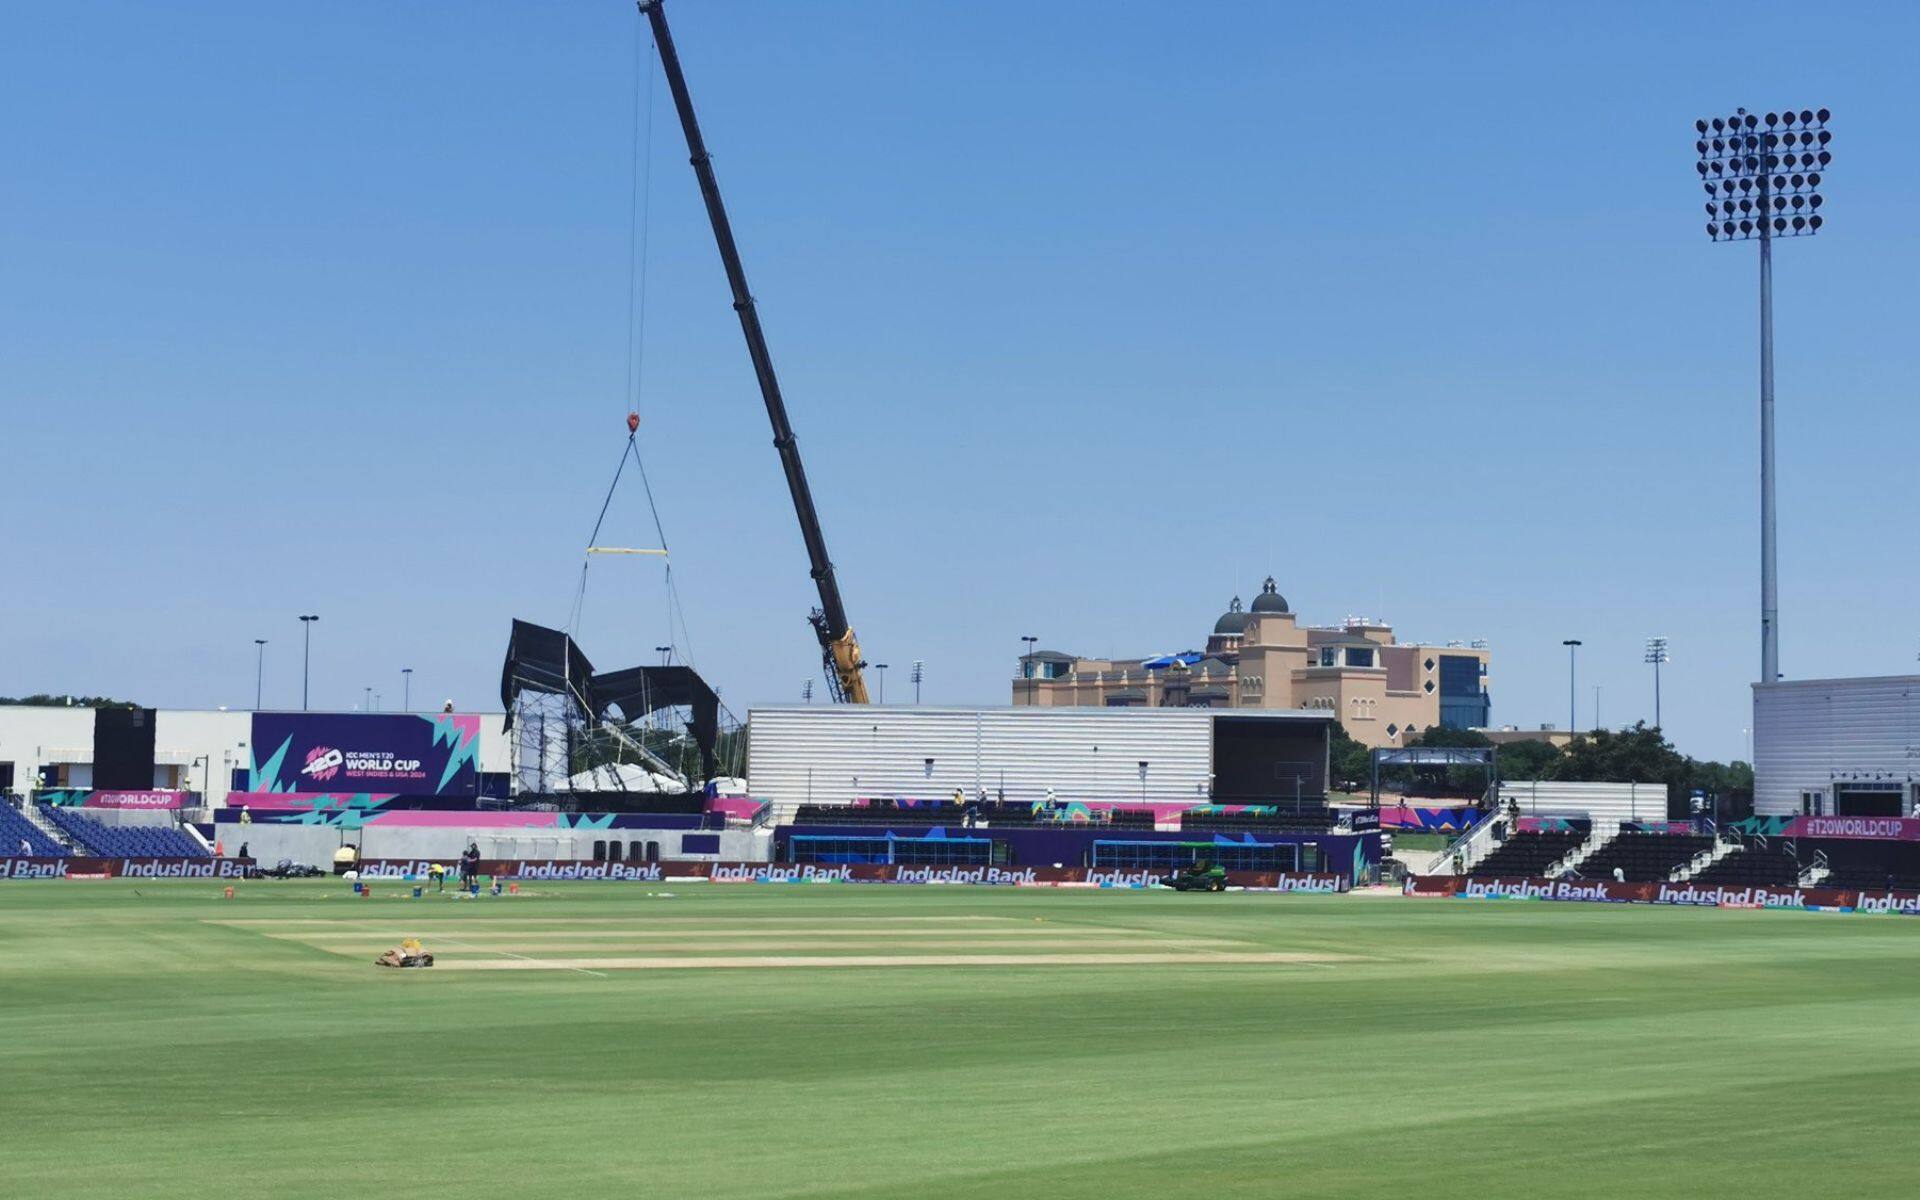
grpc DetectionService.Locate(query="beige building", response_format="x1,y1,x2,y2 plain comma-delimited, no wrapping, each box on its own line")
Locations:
1013,577,1491,749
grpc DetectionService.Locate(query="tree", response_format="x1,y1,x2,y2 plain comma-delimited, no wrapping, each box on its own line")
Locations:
1401,726,1496,798
1327,721,1371,793
1548,722,1753,817
0,694,140,708
1493,737,1562,782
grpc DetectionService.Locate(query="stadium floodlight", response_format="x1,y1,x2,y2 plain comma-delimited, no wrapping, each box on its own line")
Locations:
1562,640,1582,734
1644,637,1670,729
911,660,924,705
1696,106,1831,685
298,614,320,710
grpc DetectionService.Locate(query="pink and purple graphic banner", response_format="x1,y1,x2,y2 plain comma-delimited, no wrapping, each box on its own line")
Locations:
1787,815,1920,841
248,713,482,796
85,790,189,810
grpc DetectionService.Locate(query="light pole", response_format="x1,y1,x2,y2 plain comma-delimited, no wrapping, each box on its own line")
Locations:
253,639,266,710
402,667,412,712
363,686,373,712
802,679,813,704
656,645,672,666
1594,685,1602,733
873,663,889,705
1020,635,1039,704
1696,106,1830,685
298,615,319,710
1562,640,1582,733
911,660,924,705
1645,637,1669,729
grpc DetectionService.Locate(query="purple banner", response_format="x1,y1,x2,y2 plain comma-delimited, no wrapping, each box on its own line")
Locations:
248,713,481,795
84,790,190,810
1788,815,1920,841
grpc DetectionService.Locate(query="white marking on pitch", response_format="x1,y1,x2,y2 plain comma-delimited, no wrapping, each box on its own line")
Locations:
276,925,1153,941
434,952,1357,971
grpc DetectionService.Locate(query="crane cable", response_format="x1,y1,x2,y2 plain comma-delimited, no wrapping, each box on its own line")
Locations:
567,15,699,677
624,13,655,421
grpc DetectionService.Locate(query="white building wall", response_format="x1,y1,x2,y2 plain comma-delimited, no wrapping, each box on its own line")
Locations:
0,706,94,791
747,705,1223,808
229,823,767,869
1753,676,1920,816
155,710,252,804
1498,780,1669,823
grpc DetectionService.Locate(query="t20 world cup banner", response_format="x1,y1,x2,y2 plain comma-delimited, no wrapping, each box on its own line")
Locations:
249,713,482,796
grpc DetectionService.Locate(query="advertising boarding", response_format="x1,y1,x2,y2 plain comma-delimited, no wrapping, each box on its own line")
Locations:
248,713,482,796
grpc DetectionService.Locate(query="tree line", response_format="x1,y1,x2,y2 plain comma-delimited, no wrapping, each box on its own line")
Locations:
1331,721,1753,812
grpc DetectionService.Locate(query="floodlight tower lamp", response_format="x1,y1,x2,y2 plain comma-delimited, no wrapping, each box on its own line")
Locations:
1694,106,1830,686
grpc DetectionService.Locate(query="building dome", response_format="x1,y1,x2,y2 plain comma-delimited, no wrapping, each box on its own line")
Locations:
1249,576,1290,614
1212,596,1247,636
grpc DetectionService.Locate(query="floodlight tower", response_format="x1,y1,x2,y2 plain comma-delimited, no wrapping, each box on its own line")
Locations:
1695,107,1831,684
1645,637,1669,729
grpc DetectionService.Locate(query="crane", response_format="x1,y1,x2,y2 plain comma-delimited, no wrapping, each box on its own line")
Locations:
637,0,870,704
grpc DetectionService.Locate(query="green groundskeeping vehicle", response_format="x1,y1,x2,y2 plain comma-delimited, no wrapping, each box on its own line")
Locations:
1163,861,1229,892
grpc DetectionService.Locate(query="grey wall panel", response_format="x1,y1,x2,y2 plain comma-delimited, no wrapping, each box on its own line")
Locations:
1753,677,1920,815
746,706,1232,807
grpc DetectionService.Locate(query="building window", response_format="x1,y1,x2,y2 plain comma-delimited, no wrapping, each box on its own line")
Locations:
1345,647,1375,669
1424,657,1436,672
1320,648,1337,667
1386,723,1399,738
1423,680,1435,694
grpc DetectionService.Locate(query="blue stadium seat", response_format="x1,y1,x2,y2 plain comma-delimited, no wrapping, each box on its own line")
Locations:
1,804,68,856
38,807,208,858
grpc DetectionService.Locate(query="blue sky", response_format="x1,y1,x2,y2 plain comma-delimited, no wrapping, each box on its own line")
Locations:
5,1,1917,762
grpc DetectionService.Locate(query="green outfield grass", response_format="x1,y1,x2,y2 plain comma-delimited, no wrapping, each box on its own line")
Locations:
3,880,1918,1199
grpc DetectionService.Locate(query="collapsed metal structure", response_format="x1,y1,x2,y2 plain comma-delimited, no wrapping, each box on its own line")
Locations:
500,619,725,797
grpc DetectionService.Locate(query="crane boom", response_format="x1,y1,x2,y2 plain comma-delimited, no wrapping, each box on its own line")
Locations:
637,0,869,704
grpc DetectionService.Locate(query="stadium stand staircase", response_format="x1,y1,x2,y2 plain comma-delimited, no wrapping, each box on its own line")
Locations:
1571,830,1717,883
1467,829,1587,878
1684,838,1801,886
1671,836,1738,882
38,805,209,858
1433,807,1505,875
1548,819,1618,879
3,803,69,856
1800,849,1830,887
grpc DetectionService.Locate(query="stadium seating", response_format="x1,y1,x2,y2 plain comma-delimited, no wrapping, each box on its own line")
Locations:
1,805,67,856
1688,844,1800,886
40,807,208,858
790,801,1159,829
1468,829,1584,878
1812,842,1920,891
1178,807,1332,834
1575,832,1716,882
792,803,953,826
